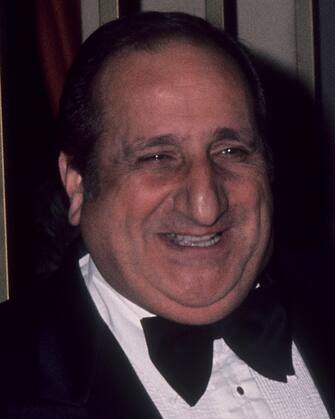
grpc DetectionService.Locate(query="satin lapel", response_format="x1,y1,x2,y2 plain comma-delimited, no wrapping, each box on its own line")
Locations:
88,325,162,418
35,244,162,418
36,246,104,406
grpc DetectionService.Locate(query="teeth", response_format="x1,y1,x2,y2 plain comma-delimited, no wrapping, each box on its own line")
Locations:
166,233,221,247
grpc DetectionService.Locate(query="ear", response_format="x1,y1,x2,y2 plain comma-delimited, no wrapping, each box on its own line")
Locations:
59,152,84,226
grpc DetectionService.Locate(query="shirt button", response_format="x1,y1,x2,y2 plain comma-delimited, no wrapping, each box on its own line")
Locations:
208,383,216,390
236,386,244,395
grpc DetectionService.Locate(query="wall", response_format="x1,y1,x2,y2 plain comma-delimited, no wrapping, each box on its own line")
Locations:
81,0,298,76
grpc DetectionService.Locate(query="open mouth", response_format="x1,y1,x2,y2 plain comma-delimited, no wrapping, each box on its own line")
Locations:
164,232,222,248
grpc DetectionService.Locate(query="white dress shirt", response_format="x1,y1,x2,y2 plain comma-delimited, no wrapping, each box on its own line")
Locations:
80,254,329,419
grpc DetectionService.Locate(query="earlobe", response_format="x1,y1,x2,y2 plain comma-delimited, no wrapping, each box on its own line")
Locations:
58,152,84,226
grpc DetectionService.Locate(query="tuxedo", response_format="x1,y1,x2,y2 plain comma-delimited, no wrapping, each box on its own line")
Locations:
0,247,333,418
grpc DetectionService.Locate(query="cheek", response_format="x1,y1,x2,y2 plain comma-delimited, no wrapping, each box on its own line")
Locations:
92,176,172,252
229,173,270,210
117,174,177,222
227,174,272,237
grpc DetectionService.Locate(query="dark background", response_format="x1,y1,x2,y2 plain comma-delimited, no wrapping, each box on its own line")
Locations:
1,1,57,297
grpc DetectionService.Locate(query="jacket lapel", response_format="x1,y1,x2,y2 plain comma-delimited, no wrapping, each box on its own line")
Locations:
35,246,162,418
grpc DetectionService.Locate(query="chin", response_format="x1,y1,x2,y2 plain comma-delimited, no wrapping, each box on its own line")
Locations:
150,287,249,326
158,306,233,326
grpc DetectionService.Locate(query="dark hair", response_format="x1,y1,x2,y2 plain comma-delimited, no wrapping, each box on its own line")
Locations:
58,12,267,193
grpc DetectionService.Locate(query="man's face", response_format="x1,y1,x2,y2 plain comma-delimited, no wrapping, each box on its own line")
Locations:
72,42,272,324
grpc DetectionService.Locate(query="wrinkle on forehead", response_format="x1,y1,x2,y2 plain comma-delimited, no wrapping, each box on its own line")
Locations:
97,40,250,107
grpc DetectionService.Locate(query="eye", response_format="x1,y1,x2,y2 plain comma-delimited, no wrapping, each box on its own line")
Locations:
220,147,249,160
138,153,172,163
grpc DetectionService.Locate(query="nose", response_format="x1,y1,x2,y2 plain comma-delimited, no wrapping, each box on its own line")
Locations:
174,160,228,226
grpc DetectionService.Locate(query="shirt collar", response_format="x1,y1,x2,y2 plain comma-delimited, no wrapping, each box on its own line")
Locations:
80,254,154,355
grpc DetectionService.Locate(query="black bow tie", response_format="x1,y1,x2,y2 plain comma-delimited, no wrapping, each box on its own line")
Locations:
141,278,294,406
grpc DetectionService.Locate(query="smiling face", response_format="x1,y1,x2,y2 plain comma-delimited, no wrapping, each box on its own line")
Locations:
61,41,272,324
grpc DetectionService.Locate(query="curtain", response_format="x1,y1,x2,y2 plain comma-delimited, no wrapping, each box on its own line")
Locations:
34,0,82,117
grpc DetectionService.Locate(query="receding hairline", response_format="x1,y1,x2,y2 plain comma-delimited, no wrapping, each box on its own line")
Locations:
93,37,256,128
98,34,251,82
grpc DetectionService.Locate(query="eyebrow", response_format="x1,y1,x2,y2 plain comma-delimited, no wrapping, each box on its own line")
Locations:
211,127,255,146
122,134,178,157
131,128,249,148
121,127,256,158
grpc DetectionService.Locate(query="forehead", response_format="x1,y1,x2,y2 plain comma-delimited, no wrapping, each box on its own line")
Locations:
96,41,253,141
99,41,249,98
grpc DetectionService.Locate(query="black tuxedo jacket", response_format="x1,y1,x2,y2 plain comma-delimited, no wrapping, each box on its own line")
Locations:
0,250,163,419
0,249,334,418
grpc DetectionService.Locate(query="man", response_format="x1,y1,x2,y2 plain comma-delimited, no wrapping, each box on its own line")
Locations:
0,12,331,418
